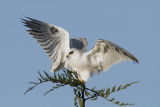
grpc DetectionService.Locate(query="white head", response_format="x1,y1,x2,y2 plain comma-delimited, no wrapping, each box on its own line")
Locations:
66,48,82,59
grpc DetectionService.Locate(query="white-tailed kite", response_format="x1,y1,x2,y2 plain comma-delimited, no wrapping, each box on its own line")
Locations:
22,17,138,82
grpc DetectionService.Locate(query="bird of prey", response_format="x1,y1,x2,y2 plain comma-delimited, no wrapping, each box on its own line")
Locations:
22,17,138,82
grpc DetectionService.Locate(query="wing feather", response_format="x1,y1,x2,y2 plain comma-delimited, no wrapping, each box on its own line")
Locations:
87,39,138,72
22,17,70,71
70,38,88,52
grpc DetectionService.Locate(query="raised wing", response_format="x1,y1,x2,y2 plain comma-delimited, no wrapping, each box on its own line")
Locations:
22,17,70,71
70,38,88,52
86,39,138,72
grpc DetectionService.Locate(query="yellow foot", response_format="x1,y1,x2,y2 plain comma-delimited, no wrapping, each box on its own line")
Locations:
79,78,85,83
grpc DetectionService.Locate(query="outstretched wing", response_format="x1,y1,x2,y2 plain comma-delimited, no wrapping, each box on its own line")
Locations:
70,38,88,52
86,39,138,72
22,17,70,71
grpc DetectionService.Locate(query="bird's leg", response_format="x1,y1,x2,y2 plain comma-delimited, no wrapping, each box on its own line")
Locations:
78,78,85,83
76,72,85,83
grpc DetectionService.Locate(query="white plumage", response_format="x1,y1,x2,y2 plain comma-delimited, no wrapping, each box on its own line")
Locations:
22,17,138,82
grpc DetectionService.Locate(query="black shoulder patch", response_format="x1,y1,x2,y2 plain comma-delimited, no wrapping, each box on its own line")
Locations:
50,27,58,34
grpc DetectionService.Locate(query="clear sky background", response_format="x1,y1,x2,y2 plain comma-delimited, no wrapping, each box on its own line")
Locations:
0,0,159,107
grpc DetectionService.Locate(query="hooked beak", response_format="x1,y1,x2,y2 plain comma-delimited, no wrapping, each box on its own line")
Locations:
66,55,69,58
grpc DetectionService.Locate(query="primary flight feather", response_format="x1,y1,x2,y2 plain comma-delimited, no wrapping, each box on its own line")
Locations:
22,17,138,82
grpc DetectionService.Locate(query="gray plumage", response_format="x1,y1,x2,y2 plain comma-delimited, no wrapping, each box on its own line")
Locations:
70,38,88,52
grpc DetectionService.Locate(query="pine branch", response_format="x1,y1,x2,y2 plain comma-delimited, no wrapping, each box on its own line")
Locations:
25,69,139,107
84,81,139,106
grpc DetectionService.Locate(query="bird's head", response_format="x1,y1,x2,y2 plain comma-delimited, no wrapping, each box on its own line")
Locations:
66,48,81,59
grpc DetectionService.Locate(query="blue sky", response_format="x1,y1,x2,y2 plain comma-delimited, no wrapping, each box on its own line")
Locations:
0,0,159,107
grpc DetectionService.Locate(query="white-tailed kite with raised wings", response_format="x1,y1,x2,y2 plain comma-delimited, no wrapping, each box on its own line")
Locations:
22,17,138,82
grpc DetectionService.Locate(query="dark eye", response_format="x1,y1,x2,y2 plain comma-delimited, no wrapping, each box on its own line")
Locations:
69,51,74,55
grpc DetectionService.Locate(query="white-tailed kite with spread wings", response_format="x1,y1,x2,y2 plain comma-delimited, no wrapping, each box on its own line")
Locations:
22,17,138,82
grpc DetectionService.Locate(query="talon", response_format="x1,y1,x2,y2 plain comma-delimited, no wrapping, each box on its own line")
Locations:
79,78,85,83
